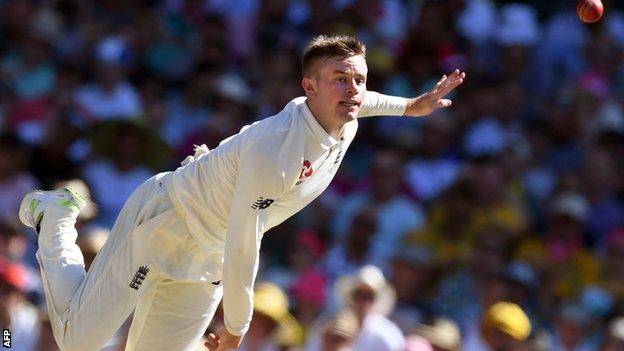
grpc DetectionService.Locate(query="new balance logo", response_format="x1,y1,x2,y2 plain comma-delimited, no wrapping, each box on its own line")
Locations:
129,266,149,290
251,197,274,209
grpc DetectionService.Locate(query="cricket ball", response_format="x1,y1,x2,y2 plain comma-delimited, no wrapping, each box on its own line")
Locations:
577,0,604,23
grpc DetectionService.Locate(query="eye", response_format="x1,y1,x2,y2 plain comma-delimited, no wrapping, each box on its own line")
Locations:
337,77,347,83
356,78,366,85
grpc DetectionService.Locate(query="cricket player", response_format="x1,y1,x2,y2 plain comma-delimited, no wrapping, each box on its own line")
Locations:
18,35,464,351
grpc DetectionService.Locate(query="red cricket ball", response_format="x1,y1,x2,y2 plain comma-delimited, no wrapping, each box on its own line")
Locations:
577,0,604,23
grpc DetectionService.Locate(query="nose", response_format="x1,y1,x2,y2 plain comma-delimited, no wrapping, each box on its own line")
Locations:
346,78,357,96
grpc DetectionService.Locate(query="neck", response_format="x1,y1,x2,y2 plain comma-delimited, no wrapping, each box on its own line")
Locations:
306,100,345,139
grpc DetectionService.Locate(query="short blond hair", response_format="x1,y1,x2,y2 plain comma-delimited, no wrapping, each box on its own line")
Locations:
301,35,366,77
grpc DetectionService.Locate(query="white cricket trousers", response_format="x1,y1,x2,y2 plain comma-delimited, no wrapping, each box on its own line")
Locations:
36,172,224,351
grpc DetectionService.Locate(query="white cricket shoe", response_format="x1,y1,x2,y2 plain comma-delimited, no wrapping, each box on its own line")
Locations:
18,188,87,233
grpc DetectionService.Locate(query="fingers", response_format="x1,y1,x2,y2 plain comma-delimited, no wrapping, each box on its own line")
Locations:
443,69,465,82
433,69,465,97
205,333,220,350
448,69,464,78
436,70,463,88
436,74,447,87
444,70,464,85
437,99,452,108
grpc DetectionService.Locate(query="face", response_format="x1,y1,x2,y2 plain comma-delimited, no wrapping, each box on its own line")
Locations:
391,260,425,301
370,151,402,200
303,55,368,126
350,284,376,319
347,209,377,252
322,333,352,351
484,329,519,351
248,312,278,339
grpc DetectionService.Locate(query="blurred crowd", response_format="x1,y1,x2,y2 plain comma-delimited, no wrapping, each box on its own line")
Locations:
3,0,624,350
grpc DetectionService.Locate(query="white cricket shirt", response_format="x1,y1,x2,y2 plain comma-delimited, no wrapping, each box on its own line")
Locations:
167,91,407,335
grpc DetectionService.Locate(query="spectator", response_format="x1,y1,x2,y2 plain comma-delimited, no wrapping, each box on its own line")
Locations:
264,229,328,329
1,6,60,143
332,149,426,267
288,231,329,328
413,318,461,351
0,133,38,222
547,303,601,351
582,146,623,247
434,224,514,331
28,117,83,189
403,112,461,203
1,7,58,101
602,316,624,351
82,120,156,227
601,228,624,299
237,282,303,351
516,191,600,300
493,3,541,83
76,226,108,270
464,154,527,236
388,248,432,334
320,309,360,351
0,220,41,297
405,335,434,351
323,207,379,281
160,72,212,149
0,262,39,351
404,178,477,270
335,265,405,351
74,36,142,120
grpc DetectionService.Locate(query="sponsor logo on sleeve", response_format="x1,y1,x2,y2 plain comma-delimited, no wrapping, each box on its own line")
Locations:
251,197,275,209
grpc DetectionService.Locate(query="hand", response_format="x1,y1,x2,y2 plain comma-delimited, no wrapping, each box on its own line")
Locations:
405,69,466,117
205,327,243,351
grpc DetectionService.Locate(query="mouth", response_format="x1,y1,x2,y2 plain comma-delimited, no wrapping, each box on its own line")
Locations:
339,100,361,108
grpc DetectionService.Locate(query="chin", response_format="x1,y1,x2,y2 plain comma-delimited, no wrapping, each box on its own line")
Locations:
338,111,359,122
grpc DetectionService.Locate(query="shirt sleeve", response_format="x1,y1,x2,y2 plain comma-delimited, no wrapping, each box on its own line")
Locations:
358,91,408,118
222,143,284,336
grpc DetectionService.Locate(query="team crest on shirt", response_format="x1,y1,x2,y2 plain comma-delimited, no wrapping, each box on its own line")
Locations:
296,160,314,185
129,266,149,290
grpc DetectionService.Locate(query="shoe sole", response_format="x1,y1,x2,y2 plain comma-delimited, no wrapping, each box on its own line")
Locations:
19,191,43,229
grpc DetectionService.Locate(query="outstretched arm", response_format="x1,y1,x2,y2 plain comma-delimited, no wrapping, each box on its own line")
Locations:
359,69,465,118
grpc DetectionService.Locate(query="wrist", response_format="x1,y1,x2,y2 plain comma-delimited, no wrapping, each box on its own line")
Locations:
223,326,245,337
404,94,427,117
219,327,244,346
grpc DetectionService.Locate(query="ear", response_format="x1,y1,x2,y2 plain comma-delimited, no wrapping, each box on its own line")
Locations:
302,77,316,97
